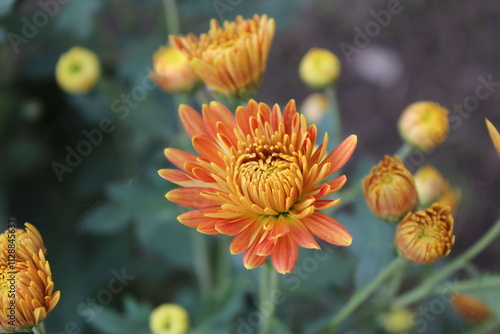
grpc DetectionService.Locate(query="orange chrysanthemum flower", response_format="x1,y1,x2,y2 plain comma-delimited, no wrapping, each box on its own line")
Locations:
159,100,357,274
170,14,275,99
395,204,455,264
363,156,418,222
0,223,60,333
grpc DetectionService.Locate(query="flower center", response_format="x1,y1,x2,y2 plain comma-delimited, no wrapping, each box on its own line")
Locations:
236,151,302,214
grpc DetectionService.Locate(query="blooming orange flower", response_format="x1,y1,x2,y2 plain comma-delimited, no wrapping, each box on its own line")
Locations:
0,223,60,333
395,204,455,264
363,156,418,222
170,14,275,99
159,100,357,274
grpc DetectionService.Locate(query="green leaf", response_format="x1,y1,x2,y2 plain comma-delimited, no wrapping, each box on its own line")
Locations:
0,0,15,18
55,0,102,40
89,295,152,334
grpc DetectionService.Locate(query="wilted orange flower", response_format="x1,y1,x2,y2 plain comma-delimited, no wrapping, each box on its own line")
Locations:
159,100,357,274
395,204,455,264
170,14,275,99
485,118,500,157
150,45,200,93
0,223,60,333
451,293,492,323
398,101,449,151
363,156,418,222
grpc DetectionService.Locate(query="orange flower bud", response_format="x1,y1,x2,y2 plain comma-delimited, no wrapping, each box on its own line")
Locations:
395,203,455,264
398,101,449,151
363,155,418,221
150,45,200,93
0,223,60,333
451,293,492,323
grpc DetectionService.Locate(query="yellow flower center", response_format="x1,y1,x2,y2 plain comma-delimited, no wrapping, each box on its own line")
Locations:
232,130,304,216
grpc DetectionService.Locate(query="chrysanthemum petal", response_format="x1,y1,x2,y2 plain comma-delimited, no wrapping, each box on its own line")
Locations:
179,104,210,138
303,211,352,246
324,135,357,175
243,244,267,269
272,235,298,274
486,118,500,157
164,148,198,171
287,218,320,249
158,169,203,187
166,187,220,208
192,135,225,167
177,207,221,229
216,218,253,236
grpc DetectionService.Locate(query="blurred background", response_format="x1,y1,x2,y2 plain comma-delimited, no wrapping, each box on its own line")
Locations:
1,0,499,333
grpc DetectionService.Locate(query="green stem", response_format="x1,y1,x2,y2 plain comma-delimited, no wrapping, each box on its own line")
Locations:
163,0,180,35
468,316,500,334
379,259,407,306
318,256,406,332
192,231,211,302
324,86,342,148
259,264,279,334
394,143,413,161
216,236,231,286
32,322,47,334
393,215,500,307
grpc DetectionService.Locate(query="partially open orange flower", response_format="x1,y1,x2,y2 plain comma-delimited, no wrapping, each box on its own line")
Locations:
0,223,60,333
170,14,275,99
395,204,455,264
159,100,357,274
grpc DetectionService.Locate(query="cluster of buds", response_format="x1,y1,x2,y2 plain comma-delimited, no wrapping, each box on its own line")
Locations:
363,156,456,265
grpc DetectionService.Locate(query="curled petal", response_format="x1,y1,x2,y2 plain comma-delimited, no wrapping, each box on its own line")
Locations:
324,135,357,175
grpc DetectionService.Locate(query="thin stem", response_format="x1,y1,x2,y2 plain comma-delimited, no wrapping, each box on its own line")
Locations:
379,259,407,306
324,86,342,148
393,215,500,307
191,231,211,302
317,256,406,332
394,143,413,161
259,264,279,334
32,322,47,334
216,236,231,286
468,316,500,334
162,0,180,36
